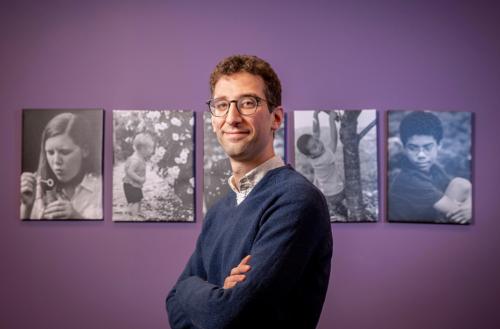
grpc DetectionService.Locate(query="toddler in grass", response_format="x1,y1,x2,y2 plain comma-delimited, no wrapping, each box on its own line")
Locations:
123,133,155,218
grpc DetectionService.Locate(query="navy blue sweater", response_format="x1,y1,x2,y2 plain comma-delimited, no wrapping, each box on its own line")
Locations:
166,165,332,329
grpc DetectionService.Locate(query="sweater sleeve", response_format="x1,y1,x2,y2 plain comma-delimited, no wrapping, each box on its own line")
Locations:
174,189,332,329
166,221,209,329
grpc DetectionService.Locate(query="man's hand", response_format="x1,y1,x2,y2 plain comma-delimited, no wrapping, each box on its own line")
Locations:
223,255,251,289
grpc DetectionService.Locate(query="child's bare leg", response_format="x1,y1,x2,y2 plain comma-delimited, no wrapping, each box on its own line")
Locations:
129,202,140,218
137,201,143,218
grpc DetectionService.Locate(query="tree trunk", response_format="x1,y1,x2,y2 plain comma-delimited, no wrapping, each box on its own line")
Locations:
340,111,369,221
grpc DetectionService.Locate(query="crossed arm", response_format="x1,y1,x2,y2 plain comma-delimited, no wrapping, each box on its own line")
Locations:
166,196,330,329
433,177,472,223
223,255,252,289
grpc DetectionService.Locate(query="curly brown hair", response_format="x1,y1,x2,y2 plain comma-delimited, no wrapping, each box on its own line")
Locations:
209,55,282,112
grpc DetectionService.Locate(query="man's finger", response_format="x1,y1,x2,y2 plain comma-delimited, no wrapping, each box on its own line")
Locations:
223,274,246,289
239,255,251,266
229,274,246,282
231,264,251,275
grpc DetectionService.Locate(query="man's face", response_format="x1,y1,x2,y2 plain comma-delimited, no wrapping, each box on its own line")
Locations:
404,135,439,172
211,72,283,164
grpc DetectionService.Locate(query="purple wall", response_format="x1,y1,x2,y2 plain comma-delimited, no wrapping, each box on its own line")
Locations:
1,0,499,328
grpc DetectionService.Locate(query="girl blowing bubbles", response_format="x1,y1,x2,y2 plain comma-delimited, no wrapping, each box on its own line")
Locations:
20,112,102,220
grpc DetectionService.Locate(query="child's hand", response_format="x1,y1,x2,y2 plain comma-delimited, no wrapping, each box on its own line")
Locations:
447,203,471,224
20,172,36,206
42,199,77,219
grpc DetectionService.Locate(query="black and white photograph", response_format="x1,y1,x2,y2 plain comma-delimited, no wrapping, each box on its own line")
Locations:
112,110,195,222
20,109,104,220
387,110,473,224
203,112,286,214
294,110,378,222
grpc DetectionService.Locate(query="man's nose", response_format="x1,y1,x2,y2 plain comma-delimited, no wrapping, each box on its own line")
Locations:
225,102,242,125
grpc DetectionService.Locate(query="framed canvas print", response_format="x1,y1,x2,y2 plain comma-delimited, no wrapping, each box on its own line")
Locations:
387,110,472,224
20,109,104,220
294,110,378,223
203,111,286,215
112,110,195,222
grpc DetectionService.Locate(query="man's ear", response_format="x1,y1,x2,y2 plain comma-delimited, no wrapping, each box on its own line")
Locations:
271,106,284,132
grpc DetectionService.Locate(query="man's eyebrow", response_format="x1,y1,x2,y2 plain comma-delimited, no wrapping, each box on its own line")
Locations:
239,93,260,98
213,93,260,101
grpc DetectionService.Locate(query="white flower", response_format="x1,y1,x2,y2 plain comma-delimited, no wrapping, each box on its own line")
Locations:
174,148,189,164
165,166,180,185
172,133,179,141
171,117,182,126
189,117,194,126
154,122,168,133
146,111,161,120
168,166,180,178
157,146,166,157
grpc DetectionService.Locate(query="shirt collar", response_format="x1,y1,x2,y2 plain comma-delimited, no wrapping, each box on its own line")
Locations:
228,155,285,205
77,173,99,193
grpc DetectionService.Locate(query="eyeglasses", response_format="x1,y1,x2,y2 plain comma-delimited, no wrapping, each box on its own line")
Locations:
206,95,271,117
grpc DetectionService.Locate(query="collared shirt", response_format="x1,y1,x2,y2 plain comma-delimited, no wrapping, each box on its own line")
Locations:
29,173,103,220
228,155,285,205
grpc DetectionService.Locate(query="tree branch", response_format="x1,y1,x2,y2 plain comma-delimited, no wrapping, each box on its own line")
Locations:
358,119,376,140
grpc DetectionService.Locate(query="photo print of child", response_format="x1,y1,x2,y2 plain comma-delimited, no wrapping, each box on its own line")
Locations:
387,110,472,224
113,110,195,222
122,133,155,218
294,110,378,222
20,109,103,220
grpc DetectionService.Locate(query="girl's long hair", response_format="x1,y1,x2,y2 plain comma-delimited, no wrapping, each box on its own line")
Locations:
37,112,100,195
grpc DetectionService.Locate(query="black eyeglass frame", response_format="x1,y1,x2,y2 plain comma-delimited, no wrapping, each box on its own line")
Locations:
206,95,273,117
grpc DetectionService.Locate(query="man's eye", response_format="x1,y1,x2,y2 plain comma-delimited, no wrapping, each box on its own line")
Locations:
60,150,72,155
240,98,257,108
46,150,54,156
215,102,228,110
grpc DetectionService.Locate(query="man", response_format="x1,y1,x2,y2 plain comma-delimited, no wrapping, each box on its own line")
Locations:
166,55,333,329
